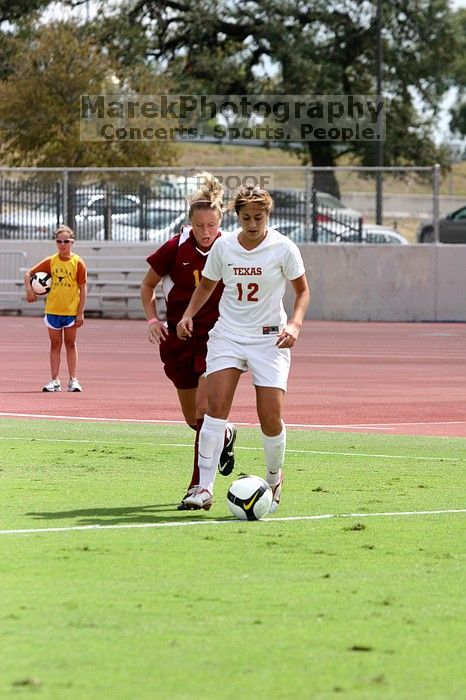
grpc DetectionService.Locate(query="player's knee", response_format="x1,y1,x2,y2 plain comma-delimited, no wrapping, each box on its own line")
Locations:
258,414,283,436
182,409,197,426
207,397,229,417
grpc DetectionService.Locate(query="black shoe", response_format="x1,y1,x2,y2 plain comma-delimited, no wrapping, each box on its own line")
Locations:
218,423,237,476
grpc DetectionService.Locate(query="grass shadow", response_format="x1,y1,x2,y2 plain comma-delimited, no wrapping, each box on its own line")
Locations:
25,503,235,526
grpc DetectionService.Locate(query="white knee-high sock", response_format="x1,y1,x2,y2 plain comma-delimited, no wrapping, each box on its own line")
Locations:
198,414,227,493
261,422,286,486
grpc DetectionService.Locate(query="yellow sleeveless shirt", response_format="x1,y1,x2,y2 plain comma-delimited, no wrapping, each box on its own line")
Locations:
45,253,86,316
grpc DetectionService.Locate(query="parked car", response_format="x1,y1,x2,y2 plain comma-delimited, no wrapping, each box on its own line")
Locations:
75,193,141,238
96,203,186,242
282,221,409,245
0,193,140,240
268,188,363,242
359,225,409,245
269,219,307,239
278,220,349,243
0,201,61,239
313,191,362,225
417,204,466,243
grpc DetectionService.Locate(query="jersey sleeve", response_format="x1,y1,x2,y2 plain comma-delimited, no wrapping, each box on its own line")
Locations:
76,259,87,284
29,257,52,275
283,240,306,280
202,238,224,281
147,236,179,277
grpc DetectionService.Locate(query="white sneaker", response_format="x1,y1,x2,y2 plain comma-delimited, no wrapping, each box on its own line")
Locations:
182,487,213,511
268,470,283,513
42,379,61,392
177,486,198,511
68,378,82,392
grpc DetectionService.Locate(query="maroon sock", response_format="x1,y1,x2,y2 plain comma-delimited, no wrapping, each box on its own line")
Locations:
187,418,203,490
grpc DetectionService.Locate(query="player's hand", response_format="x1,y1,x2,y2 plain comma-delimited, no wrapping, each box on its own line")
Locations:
176,316,193,340
76,314,84,328
148,319,169,345
25,290,38,303
276,322,300,348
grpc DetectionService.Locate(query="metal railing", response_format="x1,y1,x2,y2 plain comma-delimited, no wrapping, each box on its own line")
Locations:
0,165,445,244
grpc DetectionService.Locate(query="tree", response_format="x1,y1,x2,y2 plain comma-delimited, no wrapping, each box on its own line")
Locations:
92,0,459,193
450,102,466,138
0,0,52,80
449,8,466,138
0,21,177,168
0,0,50,23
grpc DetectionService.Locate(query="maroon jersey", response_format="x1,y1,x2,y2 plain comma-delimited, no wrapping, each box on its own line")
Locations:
146,226,224,335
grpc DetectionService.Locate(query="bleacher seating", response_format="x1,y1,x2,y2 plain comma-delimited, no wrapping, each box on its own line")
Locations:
0,250,165,319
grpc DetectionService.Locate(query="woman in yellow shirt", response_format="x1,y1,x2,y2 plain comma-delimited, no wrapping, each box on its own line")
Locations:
24,225,88,392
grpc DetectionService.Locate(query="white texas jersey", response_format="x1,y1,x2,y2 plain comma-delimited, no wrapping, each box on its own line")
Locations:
203,228,305,338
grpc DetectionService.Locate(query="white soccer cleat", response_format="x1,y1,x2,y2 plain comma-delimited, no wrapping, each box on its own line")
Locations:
268,470,283,513
177,486,198,511
68,378,82,392
182,487,213,511
42,379,61,392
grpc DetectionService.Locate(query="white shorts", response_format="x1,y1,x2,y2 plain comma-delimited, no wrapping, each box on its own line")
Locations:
206,330,291,391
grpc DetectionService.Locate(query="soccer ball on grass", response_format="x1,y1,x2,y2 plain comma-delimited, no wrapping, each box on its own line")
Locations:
227,475,272,521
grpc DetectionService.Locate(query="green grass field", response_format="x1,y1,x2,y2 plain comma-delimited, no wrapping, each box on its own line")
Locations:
1,418,465,699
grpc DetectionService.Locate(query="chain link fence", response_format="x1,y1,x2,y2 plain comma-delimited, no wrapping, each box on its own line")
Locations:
0,164,460,245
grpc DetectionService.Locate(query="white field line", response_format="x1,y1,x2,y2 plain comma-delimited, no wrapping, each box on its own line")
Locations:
160,444,462,462
0,412,187,425
0,436,461,462
0,509,465,536
1,411,466,431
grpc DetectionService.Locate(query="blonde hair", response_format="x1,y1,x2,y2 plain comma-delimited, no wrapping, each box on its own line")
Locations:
229,185,274,215
188,172,224,220
53,225,75,239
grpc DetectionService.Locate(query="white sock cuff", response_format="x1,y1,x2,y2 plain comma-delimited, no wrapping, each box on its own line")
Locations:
203,414,228,434
261,422,286,445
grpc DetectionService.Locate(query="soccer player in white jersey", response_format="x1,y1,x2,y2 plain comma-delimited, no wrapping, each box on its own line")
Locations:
176,185,310,512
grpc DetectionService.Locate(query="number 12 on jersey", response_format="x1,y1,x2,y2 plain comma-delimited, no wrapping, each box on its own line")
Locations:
236,282,259,302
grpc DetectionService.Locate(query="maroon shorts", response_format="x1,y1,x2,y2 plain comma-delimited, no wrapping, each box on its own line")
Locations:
159,331,208,390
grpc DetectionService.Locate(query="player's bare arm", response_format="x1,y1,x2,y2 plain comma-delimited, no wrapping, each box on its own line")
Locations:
177,276,218,339
23,270,38,303
140,268,169,345
76,283,87,328
276,274,310,348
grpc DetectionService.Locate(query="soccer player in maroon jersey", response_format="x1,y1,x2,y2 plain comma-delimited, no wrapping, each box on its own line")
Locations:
140,172,236,509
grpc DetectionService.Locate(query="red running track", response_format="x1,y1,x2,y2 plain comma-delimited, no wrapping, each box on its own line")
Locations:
1,317,465,437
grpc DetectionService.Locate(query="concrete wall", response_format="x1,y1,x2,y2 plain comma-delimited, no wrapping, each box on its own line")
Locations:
1,240,466,322
283,243,466,322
